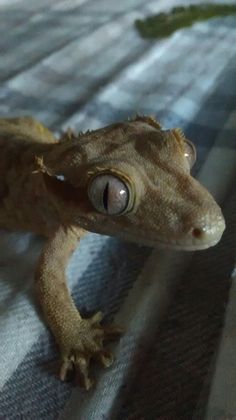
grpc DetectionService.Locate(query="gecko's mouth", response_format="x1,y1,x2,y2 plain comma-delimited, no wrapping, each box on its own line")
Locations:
100,226,225,251
131,233,223,251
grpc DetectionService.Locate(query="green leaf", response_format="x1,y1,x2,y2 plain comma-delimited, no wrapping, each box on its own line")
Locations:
135,4,236,39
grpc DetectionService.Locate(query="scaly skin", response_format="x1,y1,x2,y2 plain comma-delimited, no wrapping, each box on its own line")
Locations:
0,116,225,389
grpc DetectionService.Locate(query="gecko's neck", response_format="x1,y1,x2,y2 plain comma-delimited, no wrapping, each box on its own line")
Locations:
40,137,83,176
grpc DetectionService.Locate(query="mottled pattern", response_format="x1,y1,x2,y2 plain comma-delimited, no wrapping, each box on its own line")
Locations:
0,0,235,419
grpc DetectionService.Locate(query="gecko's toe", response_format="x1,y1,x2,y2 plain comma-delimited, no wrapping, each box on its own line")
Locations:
60,359,74,382
103,324,125,340
74,355,94,390
60,355,93,389
90,311,104,324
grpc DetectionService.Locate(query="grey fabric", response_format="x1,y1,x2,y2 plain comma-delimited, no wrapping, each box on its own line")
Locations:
0,0,235,418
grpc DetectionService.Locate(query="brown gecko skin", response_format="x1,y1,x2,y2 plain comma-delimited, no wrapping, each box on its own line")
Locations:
0,115,225,389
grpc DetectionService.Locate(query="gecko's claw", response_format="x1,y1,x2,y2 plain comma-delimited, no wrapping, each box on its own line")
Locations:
58,312,123,389
95,349,114,367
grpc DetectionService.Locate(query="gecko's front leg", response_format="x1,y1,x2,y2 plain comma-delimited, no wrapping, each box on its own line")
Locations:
35,226,122,389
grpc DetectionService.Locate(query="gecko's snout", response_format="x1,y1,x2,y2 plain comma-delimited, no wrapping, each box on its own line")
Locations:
188,211,225,250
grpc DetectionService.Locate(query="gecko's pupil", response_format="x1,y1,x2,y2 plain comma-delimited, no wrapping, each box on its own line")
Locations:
103,182,109,211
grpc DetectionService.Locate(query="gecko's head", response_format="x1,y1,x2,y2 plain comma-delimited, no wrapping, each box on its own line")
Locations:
43,116,225,251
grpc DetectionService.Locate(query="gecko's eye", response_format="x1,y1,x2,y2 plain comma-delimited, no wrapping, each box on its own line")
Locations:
184,140,196,168
88,174,131,215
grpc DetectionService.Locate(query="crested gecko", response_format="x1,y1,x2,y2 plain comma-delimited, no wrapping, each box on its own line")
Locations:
0,115,225,389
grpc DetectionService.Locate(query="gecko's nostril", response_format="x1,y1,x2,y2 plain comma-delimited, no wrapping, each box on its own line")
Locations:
192,227,204,239
181,209,225,249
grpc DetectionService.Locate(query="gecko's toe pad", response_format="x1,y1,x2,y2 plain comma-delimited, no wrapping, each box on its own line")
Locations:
58,312,123,389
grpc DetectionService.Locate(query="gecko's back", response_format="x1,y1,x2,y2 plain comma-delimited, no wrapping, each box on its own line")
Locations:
0,117,57,235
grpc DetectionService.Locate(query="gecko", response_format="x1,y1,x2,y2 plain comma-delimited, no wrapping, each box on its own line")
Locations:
0,115,225,389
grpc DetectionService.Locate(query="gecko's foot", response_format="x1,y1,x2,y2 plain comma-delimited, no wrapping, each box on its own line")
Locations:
58,312,123,390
